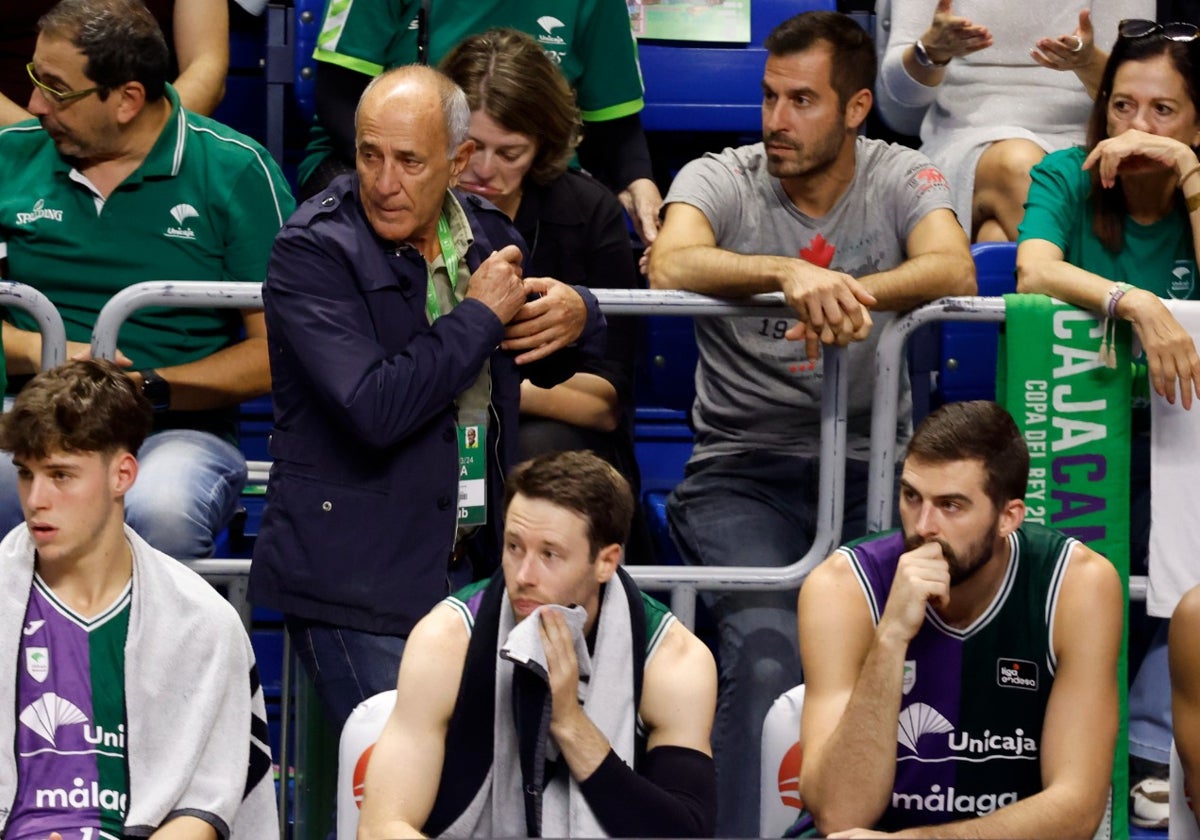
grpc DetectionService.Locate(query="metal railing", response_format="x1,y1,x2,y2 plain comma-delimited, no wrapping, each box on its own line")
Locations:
91,283,853,625
0,280,68,371
592,289,849,625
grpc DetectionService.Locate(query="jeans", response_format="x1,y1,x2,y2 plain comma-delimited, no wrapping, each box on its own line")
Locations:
667,450,871,837
1128,433,1171,767
1129,621,1171,766
0,429,246,559
285,616,408,735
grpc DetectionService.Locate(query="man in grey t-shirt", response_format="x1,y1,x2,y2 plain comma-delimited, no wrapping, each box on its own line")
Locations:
647,11,974,836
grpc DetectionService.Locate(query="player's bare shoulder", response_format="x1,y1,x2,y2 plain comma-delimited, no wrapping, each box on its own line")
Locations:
649,618,716,680
800,549,864,614
1063,541,1121,595
641,619,717,752
396,602,472,700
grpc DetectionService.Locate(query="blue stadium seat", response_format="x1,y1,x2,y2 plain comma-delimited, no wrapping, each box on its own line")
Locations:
293,0,325,127
212,11,269,144
638,0,838,133
634,315,699,562
939,241,1017,404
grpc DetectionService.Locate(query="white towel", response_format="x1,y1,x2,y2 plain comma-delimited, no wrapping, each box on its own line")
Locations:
1148,300,1200,618
441,582,637,837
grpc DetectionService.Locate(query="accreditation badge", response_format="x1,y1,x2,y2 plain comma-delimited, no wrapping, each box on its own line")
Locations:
457,424,486,525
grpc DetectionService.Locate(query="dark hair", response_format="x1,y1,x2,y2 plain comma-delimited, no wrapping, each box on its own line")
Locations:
1086,32,1200,251
38,0,170,103
440,28,582,184
763,10,876,110
503,450,634,557
0,359,152,460
905,401,1029,508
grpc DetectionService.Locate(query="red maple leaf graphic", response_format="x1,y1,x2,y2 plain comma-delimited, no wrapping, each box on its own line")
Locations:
916,167,946,185
800,233,835,268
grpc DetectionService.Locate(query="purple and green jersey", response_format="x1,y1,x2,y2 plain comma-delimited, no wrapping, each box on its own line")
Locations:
7,575,131,840
842,524,1074,831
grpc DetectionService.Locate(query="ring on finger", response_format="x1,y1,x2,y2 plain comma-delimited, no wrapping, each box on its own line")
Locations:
1069,36,1084,53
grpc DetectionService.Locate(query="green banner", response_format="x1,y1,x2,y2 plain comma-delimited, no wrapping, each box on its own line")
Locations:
631,0,751,42
998,293,1131,838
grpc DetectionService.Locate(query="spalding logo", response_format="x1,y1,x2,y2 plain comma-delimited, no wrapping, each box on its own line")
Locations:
777,741,804,809
353,744,376,809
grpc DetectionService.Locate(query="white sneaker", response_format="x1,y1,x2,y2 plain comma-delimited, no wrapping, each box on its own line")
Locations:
1130,776,1170,830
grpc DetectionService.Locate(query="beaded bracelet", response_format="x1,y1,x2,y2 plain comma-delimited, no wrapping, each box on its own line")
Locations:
1106,282,1134,319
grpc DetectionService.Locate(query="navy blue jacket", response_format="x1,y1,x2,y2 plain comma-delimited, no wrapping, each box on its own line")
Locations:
249,174,604,635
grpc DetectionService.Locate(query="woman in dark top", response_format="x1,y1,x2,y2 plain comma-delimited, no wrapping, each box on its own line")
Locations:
442,27,651,562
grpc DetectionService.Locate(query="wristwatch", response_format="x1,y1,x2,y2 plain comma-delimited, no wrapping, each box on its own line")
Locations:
914,38,951,68
137,368,171,413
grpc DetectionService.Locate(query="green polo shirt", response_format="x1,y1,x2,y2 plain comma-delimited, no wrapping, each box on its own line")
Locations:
0,85,295,374
301,0,645,184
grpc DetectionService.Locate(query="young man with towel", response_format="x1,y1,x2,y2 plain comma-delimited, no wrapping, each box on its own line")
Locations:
357,450,718,838
795,401,1122,838
0,360,276,840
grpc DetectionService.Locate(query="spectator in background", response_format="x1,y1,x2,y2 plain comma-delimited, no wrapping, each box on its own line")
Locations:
875,0,1152,241
251,65,604,733
0,0,294,560
1016,20,1200,828
441,28,652,563
0,0,229,125
298,0,664,245
649,11,974,835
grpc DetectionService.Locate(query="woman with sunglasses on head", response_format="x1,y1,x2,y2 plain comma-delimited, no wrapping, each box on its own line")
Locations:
1016,19,1200,829
440,27,652,564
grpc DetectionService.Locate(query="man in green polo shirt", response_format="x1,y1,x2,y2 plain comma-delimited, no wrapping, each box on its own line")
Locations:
0,0,295,559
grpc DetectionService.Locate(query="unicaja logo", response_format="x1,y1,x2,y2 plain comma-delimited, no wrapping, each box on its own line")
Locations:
897,703,953,752
535,15,566,47
19,693,87,747
166,203,199,240
15,198,63,225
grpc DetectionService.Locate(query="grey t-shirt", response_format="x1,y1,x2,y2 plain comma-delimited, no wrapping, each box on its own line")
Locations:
664,136,953,461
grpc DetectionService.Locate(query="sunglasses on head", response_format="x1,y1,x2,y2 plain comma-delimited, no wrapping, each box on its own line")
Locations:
1118,19,1200,42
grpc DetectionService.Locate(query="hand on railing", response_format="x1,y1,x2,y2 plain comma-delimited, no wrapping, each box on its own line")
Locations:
781,263,875,359
68,339,132,368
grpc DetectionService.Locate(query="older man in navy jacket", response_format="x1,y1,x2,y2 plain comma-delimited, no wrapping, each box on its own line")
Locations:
249,65,604,729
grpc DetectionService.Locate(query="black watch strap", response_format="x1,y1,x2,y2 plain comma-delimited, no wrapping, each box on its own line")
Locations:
138,368,171,413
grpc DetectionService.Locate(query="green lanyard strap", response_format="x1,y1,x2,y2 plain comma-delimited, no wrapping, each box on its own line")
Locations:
425,213,461,322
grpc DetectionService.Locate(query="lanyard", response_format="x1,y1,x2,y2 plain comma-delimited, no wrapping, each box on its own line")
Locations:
425,213,460,322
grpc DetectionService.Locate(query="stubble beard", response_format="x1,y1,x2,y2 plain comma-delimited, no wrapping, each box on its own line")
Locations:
903,517,1001,588
763,123,845,181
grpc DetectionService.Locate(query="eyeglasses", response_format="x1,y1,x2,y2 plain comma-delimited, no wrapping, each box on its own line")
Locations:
1118,19,1200,42
26,62,101,106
